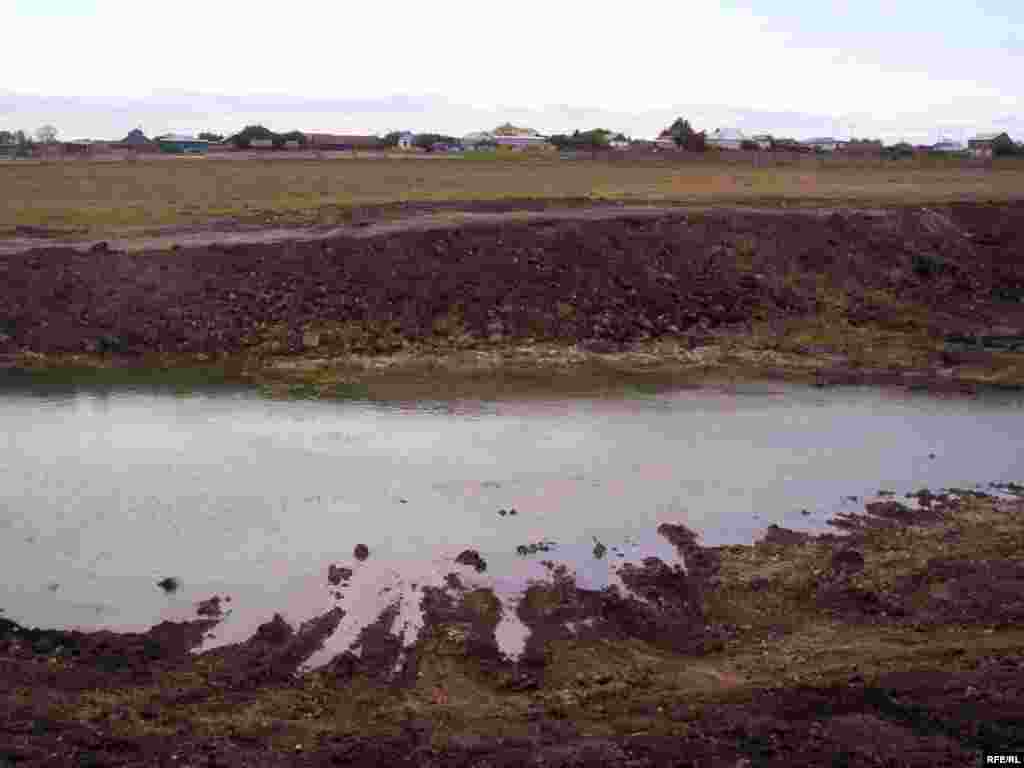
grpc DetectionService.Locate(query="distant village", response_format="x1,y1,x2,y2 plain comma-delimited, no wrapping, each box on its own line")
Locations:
1,119,1020,160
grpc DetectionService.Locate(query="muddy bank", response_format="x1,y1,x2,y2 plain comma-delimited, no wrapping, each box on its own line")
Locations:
2,487,1022,766
3,203,1024,379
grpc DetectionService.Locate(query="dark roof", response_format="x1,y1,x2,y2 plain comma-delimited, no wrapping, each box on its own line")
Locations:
120,128,153,145
969,132,1011,144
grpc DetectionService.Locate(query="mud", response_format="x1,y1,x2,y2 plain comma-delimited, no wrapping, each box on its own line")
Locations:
1,488,1022,765
2,202,1024,763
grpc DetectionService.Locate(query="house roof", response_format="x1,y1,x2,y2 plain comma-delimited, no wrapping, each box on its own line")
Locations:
492,123,541,137
971,132,1009,142
120,128,153,145
804,137,838,144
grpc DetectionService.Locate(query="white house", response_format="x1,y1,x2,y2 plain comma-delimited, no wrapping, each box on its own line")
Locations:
397,131,414,150
750,134,773,150
707,128,746,150
490,123,548,149
462,131,495,150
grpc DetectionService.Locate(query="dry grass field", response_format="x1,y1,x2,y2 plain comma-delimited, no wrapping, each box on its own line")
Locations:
3,155,1024,237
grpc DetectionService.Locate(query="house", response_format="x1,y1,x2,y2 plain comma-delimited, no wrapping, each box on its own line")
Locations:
112,128,158,152
750,134,773,150
156,134,210,154
654,133,679,150
706,128,746,150
397,131,414,150
490,123,549,149
803,137,839,152
462,131,496,150
968,132,1013,158
306,133,382,150
0,142,18,159
250,138,275,150
931,139,964,154
608,133,630,150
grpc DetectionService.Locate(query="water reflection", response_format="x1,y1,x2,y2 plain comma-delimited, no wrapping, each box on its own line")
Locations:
0,371,1022,660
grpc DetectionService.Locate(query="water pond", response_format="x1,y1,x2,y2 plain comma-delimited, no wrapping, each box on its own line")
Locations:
1,371,1022,659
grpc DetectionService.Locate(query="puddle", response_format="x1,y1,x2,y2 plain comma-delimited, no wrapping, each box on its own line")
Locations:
1,373,1023,662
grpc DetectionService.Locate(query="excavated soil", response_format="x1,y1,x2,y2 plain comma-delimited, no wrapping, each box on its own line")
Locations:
3,202,1024,364
2,203,1024,764
1,490,1022,766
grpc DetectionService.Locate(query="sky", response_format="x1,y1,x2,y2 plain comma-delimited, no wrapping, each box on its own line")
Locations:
2,0,1022,144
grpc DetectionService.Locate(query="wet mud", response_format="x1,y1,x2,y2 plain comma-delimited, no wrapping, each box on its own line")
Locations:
2,487,1022,765
2,202,1024,763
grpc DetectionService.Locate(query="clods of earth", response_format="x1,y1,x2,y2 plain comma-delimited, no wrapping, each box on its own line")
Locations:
1,487,1022,766
3,202,1024,394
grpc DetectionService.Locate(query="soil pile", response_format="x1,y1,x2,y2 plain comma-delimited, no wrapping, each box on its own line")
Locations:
3,202,1024,358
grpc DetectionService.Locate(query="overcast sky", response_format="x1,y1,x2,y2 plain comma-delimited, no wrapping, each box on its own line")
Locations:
2,0,1022,143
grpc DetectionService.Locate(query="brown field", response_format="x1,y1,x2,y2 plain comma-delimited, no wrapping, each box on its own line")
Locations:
4,154,1024,237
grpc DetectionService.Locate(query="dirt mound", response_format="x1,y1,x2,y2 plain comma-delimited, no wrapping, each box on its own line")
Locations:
4,202,1024,357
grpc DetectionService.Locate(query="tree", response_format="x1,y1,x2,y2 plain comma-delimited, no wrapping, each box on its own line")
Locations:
663,118,706,152
993,134,1018,157
35,124,58,144
0,130,13,144
227,125,305,149
278,130,307,148
230,124,276,149
548,129,613,151
740,139,759,151
198,132,224,142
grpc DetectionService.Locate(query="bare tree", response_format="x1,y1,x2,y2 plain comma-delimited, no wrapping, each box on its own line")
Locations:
35,124,58,144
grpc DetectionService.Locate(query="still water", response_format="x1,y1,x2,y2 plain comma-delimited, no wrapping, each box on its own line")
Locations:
1,374,1022,658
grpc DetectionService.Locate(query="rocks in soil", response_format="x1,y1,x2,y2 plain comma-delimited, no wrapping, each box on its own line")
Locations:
196,596,222,617
328,564,353,586
3,202,1023,362
830,549,865,575
454,549,487,573
516,540,556,556
156,577,180,593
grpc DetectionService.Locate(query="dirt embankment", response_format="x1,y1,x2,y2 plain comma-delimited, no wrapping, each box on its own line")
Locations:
2,489,1023,766
3,203,1024,377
